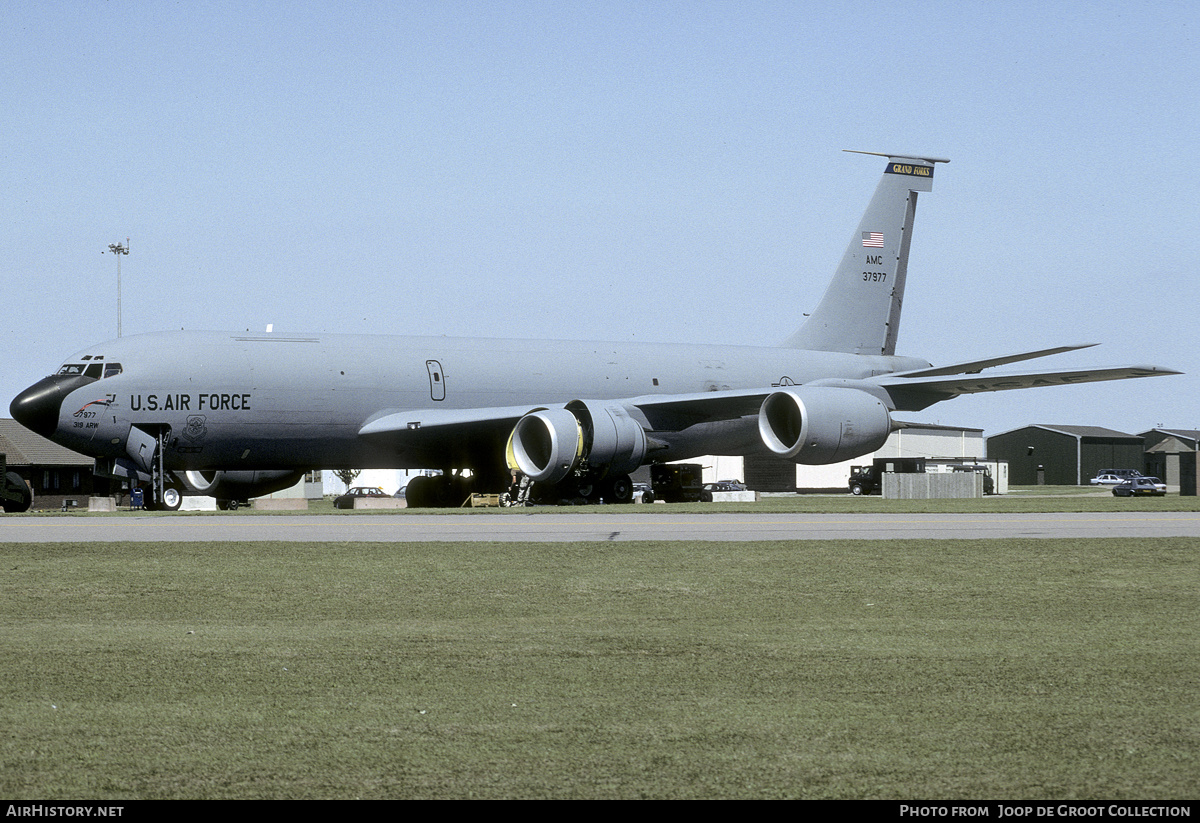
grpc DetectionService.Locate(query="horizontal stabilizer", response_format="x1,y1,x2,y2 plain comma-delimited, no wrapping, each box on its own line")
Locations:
843,149,951,165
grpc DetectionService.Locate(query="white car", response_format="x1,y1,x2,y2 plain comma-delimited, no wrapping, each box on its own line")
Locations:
1089,472,1137,486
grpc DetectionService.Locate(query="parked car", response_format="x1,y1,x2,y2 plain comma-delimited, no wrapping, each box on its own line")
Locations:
700,480,748,502
1090,469,1142,486
703,480,747,493
334,486,390,509
1112,477,1166,497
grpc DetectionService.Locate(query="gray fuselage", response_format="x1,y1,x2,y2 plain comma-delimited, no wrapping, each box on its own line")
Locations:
45,330,929,472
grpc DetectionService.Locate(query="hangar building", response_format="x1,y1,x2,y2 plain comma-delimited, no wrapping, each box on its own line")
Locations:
986,425,1145,486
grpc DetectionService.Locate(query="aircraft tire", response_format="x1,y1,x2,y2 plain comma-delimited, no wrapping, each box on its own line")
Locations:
405,475,466,508
2,473,32,513
604,474,634,505
447,476,470,507
574,478,602,504
405,476,431,508
157,485,183,511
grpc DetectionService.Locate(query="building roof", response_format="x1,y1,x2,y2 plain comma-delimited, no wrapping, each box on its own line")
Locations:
987,424,1139,440
894,421,984,434
1139,428,1200,446
0,419,93,467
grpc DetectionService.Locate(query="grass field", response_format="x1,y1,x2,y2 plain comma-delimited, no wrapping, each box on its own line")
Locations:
18,486,1200,516
1,536,1196,799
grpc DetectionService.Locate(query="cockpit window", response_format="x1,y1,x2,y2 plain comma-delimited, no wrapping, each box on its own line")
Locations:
56,362,123,379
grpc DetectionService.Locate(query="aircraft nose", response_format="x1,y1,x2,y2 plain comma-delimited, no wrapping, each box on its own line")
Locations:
9,374,94,438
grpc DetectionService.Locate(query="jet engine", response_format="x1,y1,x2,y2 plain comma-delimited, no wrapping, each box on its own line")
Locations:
179,469,306,500
509,400,648,484
758,387,892,464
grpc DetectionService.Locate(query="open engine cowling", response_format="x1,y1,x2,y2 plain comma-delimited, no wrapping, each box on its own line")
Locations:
758,387,892,464
509,400,648,484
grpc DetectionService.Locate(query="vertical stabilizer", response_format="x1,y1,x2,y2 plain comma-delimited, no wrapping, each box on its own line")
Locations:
785,151,948,355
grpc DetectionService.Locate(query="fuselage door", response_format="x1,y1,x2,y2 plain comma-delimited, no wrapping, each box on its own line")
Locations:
126,424,158,474
426,360,445,401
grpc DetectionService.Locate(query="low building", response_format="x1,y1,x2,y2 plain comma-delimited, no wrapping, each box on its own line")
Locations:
1141,429,1199,494
0,419,96,510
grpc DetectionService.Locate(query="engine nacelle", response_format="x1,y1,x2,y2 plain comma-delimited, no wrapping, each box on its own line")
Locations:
509,400,648,484
178,469,305,500
181,470,224,494
758,387,892,464
509,408,584,484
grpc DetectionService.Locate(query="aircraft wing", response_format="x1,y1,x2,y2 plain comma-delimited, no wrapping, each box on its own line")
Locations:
358,390,770,443
358,404,538,466
356,391,773,475
876,364,1182,411
893,343,1098,378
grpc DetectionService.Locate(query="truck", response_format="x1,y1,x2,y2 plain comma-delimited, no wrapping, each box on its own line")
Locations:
651,463,705,503
848,457,926,495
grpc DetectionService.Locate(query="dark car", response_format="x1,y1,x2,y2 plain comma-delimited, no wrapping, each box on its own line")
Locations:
699,480,747,502
704,480,747,493
334,486,390,509
1112,477,1166,497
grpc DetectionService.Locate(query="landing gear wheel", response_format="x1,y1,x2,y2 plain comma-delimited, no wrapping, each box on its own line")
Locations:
158,485,183,511
603,474,634,505
406,475,471,508
405,476,431,508
2,472,32,513
575,479,602,504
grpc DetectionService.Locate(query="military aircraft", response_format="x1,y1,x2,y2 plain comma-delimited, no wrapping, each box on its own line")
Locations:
10,151,1180,509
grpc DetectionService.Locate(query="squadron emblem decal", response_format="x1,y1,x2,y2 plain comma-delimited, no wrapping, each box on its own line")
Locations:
184,415,208,442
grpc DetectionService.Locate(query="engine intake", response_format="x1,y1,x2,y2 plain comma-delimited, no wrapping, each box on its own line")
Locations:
509,400,648,484
758,387,892,464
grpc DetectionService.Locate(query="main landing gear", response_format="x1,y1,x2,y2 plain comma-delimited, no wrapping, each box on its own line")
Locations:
501,473,635,507
404,474,471,509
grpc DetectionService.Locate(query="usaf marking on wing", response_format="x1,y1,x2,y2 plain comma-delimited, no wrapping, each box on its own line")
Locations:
10,151,1181,510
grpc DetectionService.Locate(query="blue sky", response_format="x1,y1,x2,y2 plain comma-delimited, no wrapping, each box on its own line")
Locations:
3,0,1196,438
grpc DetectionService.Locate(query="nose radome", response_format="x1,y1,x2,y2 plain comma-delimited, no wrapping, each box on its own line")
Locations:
10,375,94,438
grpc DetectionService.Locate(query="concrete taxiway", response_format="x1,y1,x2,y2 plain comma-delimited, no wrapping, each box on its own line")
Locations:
3,511,1200,542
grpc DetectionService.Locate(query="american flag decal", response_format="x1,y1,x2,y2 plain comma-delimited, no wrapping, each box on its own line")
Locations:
861,232,884,248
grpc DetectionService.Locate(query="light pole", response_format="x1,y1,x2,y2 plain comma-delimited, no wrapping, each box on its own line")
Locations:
108,238,129,337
